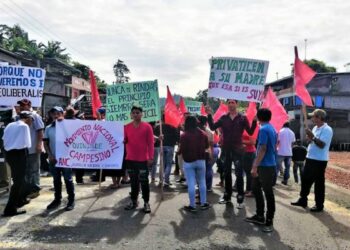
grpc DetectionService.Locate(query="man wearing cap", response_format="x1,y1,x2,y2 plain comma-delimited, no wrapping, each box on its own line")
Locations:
43,107,75,211
17,99,44,199
2,111,32,216
291,109,333,212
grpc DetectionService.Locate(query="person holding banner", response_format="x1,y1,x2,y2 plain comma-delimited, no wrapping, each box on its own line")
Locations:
206,100,257,207
124,106,153,213
43,107,75,211
17,99,44,200
2,111,32,217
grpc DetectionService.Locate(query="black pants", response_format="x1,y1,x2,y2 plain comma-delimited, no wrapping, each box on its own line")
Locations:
242,152,255,192
4,149,27,214
126,160,150,203
300,158,327,208
252,167,275,220
222,149,244,202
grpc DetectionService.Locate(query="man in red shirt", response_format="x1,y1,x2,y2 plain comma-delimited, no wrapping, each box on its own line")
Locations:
124,106,154,213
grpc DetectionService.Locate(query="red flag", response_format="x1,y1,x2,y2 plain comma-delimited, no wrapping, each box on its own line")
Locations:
213,102,228,122
178,97,187,123
89,70,102,119
164,86,182,127
262,87,289,132
200,103,207,115
294,46,316,106
243,102,259,139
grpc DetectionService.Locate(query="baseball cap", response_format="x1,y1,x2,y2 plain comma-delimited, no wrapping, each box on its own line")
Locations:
19,111,33,119
308,109,326,119
50,106,64,113
17,99,32,106
97,106,106,114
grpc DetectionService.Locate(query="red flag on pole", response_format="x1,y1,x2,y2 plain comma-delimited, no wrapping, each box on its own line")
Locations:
89,70,102,119
243,102,259,139
213,102,228,122
200,103,207,115
164,86,182,128
262,87,289,132
294,46,316,106
178,97,187,123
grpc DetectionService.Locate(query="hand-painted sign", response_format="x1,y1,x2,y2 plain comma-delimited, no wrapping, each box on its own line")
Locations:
0,65,45,107
56,120,124,169
208,57,269,102
106,80,161,124
184,100,202,115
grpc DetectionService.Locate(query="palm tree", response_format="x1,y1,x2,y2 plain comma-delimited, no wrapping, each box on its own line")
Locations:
39,40,70,62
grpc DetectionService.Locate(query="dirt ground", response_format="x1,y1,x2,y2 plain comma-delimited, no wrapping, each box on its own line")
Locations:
327,152,350,190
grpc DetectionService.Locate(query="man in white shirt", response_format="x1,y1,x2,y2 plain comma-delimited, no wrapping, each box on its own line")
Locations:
291,109,333,212
277,122,296,185
2,111,32,217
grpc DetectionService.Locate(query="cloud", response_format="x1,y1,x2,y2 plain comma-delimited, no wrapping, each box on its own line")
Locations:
1,0,350,97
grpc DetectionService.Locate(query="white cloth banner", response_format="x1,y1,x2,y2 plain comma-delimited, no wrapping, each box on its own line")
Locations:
208,57,269,102
0,65,46,107
56,120,124,169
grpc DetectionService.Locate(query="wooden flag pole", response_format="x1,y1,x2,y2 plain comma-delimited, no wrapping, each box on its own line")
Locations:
158,119,164,200
98,168,103,193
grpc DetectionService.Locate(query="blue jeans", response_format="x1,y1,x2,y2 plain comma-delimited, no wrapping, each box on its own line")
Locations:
150,147,160,179
183,160,207,207
277,156,292,182
49,163,75,201
206,147,220,190
163,146,174,183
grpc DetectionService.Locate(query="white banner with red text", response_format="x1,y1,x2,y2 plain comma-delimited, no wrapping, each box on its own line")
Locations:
56,120,124,169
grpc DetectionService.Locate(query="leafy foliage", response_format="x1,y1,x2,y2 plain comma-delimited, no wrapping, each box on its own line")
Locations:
113,59,130,83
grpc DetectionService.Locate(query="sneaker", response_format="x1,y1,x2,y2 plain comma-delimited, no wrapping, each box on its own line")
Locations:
218,197,232,204
310,205,323,212
262,219,274,233
200,203,211,210
216,182,224,187
143,203,151,213
17,198,30,208
176,178,186,183
164,182,172,188
207,189,213,192
125,201,138,210
281,180,288,185
27,191,40,199
47,199,61,210
65,201,75,211
245,214,265,225
237,195,244,204
237,203,244,209
184,205,197,212
245,191,254,197
291,199,307,208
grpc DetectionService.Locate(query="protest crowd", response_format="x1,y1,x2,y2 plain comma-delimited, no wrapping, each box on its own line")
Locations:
0,53,334,234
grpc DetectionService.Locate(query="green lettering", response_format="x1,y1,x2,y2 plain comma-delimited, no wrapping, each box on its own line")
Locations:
257,62,265,73
210,72,215,81
235,72,243,83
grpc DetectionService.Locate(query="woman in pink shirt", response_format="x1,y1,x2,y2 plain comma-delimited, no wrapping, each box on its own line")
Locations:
124,106,154,213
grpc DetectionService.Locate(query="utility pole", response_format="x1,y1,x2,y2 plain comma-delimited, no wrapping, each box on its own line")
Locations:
304,39,307,60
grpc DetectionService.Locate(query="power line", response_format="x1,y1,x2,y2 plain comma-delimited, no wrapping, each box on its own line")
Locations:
2,0,89,62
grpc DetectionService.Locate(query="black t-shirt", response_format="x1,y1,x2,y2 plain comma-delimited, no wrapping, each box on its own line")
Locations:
154,124,180,147
292,145,307,161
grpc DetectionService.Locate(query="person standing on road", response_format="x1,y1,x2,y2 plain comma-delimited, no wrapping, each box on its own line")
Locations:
179,115,211,212
153,115,180,187
206,99,257,207
2,111,32,217
276,122,296,185
124,106,154,213
245,108,277,233
292,140,307,184
17,99,44,199
291,109,333,212
44,107,75,211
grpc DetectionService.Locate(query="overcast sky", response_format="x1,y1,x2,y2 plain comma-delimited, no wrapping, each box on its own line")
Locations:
1,0,350,97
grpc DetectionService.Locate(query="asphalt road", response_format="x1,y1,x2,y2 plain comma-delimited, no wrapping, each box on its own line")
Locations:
0,173,350,250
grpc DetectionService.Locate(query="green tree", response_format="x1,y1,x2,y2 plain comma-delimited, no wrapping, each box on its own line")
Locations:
0,24,43,59
195,89,220,111
113,59,130,83
72,61,90,80
304,59,336,73
39,40,70,63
